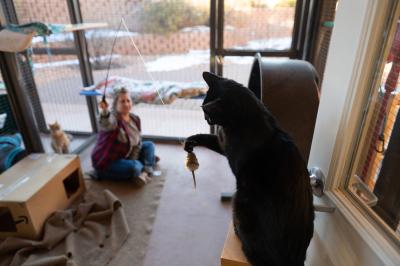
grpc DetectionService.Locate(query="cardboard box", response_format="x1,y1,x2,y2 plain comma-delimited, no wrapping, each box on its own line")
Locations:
221,222,250,266
0,153,85,239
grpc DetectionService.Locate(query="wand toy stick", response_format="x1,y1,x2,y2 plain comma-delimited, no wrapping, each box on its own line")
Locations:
103,19,123,103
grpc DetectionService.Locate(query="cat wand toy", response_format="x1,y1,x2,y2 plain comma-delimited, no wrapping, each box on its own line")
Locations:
102,19,123,104
185,152,199,189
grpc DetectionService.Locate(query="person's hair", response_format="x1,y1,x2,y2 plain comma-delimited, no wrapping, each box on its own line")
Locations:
111,87,130,113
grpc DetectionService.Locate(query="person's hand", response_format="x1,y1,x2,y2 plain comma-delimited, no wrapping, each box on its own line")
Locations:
99,100,109,111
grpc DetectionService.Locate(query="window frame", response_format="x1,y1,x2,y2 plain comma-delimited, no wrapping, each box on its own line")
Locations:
308,0,400,263
343,9,400,244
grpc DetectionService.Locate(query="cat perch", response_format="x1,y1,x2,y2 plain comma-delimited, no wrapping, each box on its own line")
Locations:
60,23,108,32
221,222,249,266
0,22,107,52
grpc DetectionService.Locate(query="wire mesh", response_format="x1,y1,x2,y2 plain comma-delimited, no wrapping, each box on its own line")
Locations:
222,56,290,87
80,0,211,138
13,0,93,133
221,1,296,104
0,72,18,135
311,0,338,83
224,0,296,51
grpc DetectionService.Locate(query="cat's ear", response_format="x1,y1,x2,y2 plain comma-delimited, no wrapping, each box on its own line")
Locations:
202,71,221,87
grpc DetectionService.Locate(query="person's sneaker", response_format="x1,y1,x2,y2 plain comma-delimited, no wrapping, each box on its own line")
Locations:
134,172,149,187
144,166,154,176
152,170,162,177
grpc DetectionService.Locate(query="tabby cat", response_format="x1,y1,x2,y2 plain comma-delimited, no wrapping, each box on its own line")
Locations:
49,121,72,154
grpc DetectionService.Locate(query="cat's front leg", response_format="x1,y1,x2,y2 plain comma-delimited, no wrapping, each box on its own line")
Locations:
184,134,224,155
62,145,69,154
51,143,61,154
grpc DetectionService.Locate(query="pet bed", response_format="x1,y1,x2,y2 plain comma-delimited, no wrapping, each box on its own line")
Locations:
81,76,207,104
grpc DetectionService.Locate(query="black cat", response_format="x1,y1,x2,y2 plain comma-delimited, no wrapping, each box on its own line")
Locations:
184,72,314,266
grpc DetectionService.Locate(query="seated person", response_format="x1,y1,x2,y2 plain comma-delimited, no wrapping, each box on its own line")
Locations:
90,87,158,185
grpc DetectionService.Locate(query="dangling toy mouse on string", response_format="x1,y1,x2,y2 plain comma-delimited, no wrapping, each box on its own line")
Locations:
185,146,199,189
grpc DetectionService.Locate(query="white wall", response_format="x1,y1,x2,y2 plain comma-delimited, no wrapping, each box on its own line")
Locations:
308,0,399,265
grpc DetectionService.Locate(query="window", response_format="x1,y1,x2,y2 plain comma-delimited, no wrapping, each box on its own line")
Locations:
308,0,400,263
345,16,400,241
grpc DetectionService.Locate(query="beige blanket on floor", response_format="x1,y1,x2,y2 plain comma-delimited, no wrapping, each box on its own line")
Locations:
0,189,129,266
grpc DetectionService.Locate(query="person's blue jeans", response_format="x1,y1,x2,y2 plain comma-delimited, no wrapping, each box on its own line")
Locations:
96,141,156,181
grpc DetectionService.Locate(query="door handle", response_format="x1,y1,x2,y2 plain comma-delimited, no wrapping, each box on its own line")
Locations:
309,167,325,197
309,167,336,213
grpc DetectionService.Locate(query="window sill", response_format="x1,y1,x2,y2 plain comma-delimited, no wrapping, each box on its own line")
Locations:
326,189,400,265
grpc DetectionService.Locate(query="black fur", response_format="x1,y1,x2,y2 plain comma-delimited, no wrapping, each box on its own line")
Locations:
184,72,314,266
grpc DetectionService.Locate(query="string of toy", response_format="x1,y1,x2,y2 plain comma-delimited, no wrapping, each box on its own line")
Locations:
121,18,165,105
105,17,199,188
103,19,123,103
121,17,198,187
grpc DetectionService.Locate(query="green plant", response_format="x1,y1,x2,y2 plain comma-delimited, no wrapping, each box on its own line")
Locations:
277,0,297,8
250,0,267,8
140,0,209,34
248,0,297,9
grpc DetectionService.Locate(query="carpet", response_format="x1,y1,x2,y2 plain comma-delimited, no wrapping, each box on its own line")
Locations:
85,170,166,266
0,170,166,266
0,189,129,266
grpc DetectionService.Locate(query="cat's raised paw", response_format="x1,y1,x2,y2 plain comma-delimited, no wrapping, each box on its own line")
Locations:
183,139,197,153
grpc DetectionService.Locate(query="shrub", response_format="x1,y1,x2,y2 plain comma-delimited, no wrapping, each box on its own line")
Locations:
140,0,209,34
277,0,297,8
250,0,297,8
